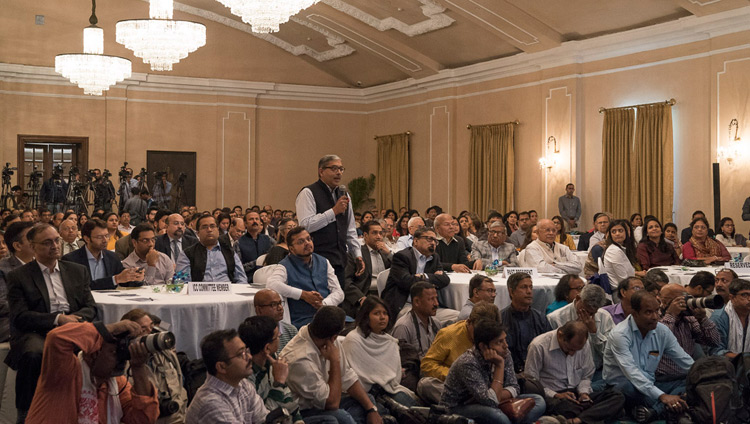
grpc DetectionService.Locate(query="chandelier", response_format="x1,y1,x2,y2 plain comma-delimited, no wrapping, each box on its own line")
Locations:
116,0,206,71
216,0,321,33
55,0,132,96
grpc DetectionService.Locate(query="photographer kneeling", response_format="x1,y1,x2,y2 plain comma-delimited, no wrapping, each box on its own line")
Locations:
122,309,188,424
25,320,158,423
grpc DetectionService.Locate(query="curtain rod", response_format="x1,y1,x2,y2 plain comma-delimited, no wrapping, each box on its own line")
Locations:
373,131,411,140
466,120,520,129
599,98,676,114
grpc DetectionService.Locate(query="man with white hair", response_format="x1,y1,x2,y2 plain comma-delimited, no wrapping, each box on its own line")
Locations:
524,219,582,274
434,213,471,273
470,221,518,270
394,216,425,252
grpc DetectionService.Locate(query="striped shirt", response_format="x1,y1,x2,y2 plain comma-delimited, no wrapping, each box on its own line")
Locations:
655,313,720,377
278,321,298,356
186,374,268,424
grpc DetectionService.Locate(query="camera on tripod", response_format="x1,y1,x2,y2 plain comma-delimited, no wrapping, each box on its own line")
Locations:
2,163,17,177
86,169,98,179
119,162,131,180
177,172,187,183
102,169,112,179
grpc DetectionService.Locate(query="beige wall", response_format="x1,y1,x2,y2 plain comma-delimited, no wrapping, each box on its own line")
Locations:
3,29,750,238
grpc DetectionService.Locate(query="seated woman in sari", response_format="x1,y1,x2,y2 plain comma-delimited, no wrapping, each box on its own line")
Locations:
682,216,730,264
636,217,679,270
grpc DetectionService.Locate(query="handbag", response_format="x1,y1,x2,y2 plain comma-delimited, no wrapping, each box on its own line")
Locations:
498,397,535,421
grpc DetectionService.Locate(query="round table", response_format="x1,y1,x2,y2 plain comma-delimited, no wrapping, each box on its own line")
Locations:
441,271,560,314
727,246,750,261
649,265,721,286
93,285,271,358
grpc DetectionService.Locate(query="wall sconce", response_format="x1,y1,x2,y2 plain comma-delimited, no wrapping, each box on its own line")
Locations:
718,118,742,163
538,136,561,169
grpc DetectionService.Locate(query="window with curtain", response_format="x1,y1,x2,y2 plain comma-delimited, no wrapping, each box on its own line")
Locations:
469,123,515,216
376,133,410,210
601,104,674,223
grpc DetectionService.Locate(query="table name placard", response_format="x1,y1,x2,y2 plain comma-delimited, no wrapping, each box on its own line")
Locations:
502,267,538,278
188,282,232,295
727,261,750,271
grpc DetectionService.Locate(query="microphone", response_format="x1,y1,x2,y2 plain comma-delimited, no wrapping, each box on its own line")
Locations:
338,184,349,199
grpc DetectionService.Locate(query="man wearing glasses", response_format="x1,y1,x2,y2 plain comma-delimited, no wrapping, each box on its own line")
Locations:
711,278,750,358
7,223,97,421
457,275,497,321
176,215,248,284
295,155,364,292
470,220,518,270
254,288,297,355
267,227,344,328
122,223,175,285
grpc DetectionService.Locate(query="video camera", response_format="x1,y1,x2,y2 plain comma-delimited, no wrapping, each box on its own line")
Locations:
102,169,112,179
2,163,17,177
119,162,131,180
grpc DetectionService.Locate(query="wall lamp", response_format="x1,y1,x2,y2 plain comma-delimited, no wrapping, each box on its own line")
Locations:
539,136,561,169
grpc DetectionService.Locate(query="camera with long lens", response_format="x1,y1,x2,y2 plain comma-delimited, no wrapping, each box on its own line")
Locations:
684,294,724,310
113,330,176,376
157,390,180,417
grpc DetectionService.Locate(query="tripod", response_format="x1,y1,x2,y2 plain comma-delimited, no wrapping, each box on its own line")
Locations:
171,173,189,210
64,168,91,215
1,163,17,210
27,167,43,209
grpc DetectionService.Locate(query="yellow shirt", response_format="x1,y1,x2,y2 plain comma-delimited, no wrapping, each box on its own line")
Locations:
555,234,576,251
420,320,473,381
107,231,128,251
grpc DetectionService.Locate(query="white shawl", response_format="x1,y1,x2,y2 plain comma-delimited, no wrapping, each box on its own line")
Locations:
342,329,414,397
725,301,750,353
78,352,123,424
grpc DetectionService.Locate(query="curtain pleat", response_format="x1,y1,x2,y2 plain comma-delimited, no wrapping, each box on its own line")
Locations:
602,109,635,219
634,104,674,224
376,133,410,210
469,124,515,216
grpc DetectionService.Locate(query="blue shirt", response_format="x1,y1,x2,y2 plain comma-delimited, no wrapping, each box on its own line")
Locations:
709,305,749,356
85,247,116,287
413,249,433,275
176,243,248,284
603,315,693,400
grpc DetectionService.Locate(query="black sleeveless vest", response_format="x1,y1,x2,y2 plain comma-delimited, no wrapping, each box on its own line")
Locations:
183,239,237,282
304,179,349,268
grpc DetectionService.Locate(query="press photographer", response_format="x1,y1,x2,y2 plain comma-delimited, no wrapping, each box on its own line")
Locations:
93,168,116,213
152,172,172,209
656,278,721,381
39,164,67,212
24,319,159,423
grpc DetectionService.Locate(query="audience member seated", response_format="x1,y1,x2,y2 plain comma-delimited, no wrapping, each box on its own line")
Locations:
267,227,343,328
636,217,680,270
603,291,693,423
155,213,198,264
663,222,683,258
118,210,135,233
500,273,552,374
26,320,158,424
282,306,385,424
643,268,670,296
103,212,126,251
58,218,83,256
63,218,143,290
601,277,644,324
548,284,613,371
394,216,425,252
382,227,454,324
518,225,538,251
343,296,417,412
392,282,440,362
458,214,478,246
525,321,624,424
714,268,738,304
710,278,750,358
587,213,611,252
122,309,188,424
239,316,311,424
264,218,296,265
186,329,268,423
545,274,585,315
715,216,748,247
122,224,175,285
470,221,518,271
600,219,646,292
176,215,248,284
680,210,715,244
504,211,520,235
524,219,583,275
458,275,497,321
576,213,608,252
239,211,274,283
440,319,545,424
259,210,277,240
7,223,99,420
218,217,245,255
656,283,720,381
684,270,715,299
683,216,730,265
420,302,501,405
434,213,472,273
552,215,576,251
253,289,297,355
342,221,392,318
508,211,531,248
476,211,503,242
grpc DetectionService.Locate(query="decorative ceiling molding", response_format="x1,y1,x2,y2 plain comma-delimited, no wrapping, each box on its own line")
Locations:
442,0,539,46
689,0,723,5
162,0,356,62
320,0,455,36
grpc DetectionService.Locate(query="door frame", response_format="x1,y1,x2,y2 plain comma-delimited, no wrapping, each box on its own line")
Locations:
17,135,89,187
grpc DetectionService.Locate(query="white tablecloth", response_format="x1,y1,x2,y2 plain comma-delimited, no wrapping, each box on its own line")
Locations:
727,246,750,261
93,285,273,358
441,271,561,314
650,264,750,286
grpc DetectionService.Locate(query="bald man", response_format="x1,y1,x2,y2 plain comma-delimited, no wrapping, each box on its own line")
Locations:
524,219,582,274
155,213,198,263
253,289,297,355
434,213,472,273
655,283,720,380
395,216,425,252
59,218,83,256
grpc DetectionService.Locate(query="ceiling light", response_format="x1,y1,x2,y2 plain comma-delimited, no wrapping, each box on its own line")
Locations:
216,0,320,33
116,0,206,71
55,0,132,95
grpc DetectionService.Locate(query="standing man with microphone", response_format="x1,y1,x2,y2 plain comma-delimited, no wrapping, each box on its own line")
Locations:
296,155,364,289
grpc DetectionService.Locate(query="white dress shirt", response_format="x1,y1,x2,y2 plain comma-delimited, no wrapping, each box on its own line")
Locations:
266,256,344,306
524,240,583,274
295,187,361,259
37,261,70,322
600,244,635,288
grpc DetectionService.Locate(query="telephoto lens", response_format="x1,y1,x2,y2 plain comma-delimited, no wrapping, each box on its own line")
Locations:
684,294,724,310
132,331,176,354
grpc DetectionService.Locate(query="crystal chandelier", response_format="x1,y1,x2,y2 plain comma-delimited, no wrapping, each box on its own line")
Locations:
55,0,132,96
116,0,206,71
216,0,321,33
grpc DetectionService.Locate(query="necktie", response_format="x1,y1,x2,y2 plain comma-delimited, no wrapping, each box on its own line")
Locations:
172,239,179,262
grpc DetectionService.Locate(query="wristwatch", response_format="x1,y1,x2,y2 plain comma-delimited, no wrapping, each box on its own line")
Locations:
366,407,378,414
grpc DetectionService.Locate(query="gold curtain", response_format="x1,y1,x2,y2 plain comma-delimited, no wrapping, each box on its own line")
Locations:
376,133,410,210
469,123,515,216
633,104,674,225
601,109,635,220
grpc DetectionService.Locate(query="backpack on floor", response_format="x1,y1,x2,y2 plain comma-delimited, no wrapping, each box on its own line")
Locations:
732,353,750,423
685,356,736,424
177,351,207,405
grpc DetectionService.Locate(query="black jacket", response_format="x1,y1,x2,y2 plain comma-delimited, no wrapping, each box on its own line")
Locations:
154,232,199,260
61,247,125,290
342,249,392,317
382,247,449,321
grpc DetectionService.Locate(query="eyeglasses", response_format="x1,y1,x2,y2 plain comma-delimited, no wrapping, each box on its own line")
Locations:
292,236,312,246
478,288,497,294
199,224,218,230
258,300,285,309
90,234,109,241
137,237,157,243
323,166,346,173
733,292,750,300
489,230,506,236
33,238,60,248
224,347,250,362
419,236,437,243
